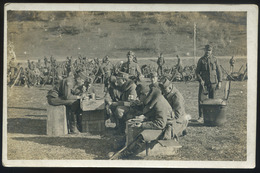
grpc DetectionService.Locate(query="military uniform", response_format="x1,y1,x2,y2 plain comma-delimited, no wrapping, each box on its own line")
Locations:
157,54,165,76
230,56,235,72
112,86,173,159
47,76,83,133
110,79,137,133
120,61,141,78
196,45,222,119
8,58,17,83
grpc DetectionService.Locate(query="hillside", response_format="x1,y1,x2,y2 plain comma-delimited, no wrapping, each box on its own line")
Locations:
7,11,246,60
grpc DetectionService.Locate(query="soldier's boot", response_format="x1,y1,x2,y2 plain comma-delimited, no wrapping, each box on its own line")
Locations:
69,112,80,134
117,119,126,135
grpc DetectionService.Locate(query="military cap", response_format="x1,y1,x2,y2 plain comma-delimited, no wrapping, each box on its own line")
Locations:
136,84,150,96
110,75,117,83
127,51,135,56
204,44,213,51
150,72,158,78
160,78,172,89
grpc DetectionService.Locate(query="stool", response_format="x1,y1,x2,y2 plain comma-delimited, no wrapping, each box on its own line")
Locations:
47,105,68,136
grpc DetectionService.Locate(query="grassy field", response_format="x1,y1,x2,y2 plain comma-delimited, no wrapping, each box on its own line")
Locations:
6,57,247,161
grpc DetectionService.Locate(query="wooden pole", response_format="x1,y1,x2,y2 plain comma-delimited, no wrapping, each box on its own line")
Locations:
193,23,197,66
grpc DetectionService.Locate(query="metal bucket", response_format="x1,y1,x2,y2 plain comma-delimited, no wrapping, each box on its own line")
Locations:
201,99,227,126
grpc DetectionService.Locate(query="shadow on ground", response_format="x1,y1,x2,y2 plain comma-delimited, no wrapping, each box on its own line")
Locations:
8,118,46,135
13,136,115,159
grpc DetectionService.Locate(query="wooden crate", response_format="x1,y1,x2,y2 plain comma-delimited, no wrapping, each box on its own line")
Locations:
47,105,68,136
81,109,105,133
81,119,105,133
82,109,105,121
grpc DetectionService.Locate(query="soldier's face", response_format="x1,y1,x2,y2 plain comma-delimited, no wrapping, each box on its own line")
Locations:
162,86,171,95
128,55,133,62
139,93,146,102
150,77,158,84
76,78,85,85
205,50,212,56
116,78,124,86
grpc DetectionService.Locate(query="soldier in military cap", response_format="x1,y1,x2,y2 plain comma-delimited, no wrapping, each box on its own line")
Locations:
8,57,17,84
120,51,142,81
196,45,222,122
106,74,137,134
157,53,165,76
159,78,188,137
47,72,87,134
149,72,160,90
229,56,235,73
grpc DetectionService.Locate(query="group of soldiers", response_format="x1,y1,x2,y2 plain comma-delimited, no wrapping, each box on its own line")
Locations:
9,45,224,159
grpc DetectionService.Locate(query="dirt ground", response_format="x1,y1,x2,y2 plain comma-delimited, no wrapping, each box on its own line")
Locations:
6,78,247,161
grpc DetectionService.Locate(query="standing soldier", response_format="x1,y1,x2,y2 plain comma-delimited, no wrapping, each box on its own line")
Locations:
176,55,184,74
229,56,235,73
120,51,142,81
8,57,17,84
195,45,222,123
157,53,165,76
27,60,32,70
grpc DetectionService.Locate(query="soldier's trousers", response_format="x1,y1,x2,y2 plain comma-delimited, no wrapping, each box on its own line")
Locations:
157,66,163,76
198,83,217,118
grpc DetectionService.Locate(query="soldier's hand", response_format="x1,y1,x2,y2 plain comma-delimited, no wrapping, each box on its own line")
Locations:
200,80,205,86
217,82,222,89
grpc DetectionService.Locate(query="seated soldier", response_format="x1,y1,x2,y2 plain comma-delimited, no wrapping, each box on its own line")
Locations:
106,74,137,134
46,72,86,134
159,78,188,138
111,84,173,159
148,72,160,90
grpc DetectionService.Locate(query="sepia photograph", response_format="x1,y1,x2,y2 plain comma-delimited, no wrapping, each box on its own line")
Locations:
2,3,258,168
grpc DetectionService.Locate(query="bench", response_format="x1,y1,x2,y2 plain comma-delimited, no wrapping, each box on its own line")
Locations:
47,105,68,136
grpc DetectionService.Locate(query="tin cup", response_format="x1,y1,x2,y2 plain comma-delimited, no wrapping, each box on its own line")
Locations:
128,94,134,101
91,93,95,100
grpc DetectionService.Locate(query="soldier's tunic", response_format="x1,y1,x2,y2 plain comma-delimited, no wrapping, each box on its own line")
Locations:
113,80,137,132
121,61,142,78
164,86,188,137
121,88,173,158
8,59,17,82
196,54,222,118
157,57,165,76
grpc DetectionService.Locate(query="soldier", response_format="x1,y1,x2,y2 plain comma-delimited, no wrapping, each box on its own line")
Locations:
120,51,142,81
47,72,86,134
157,53,165,76
106,74,137,134
111,84,173,159
8,57,17,84
176,55,184,74
36,59,42,70
159,78,188,138
229,56,235,73
149,72,160,90
195,45,222,123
